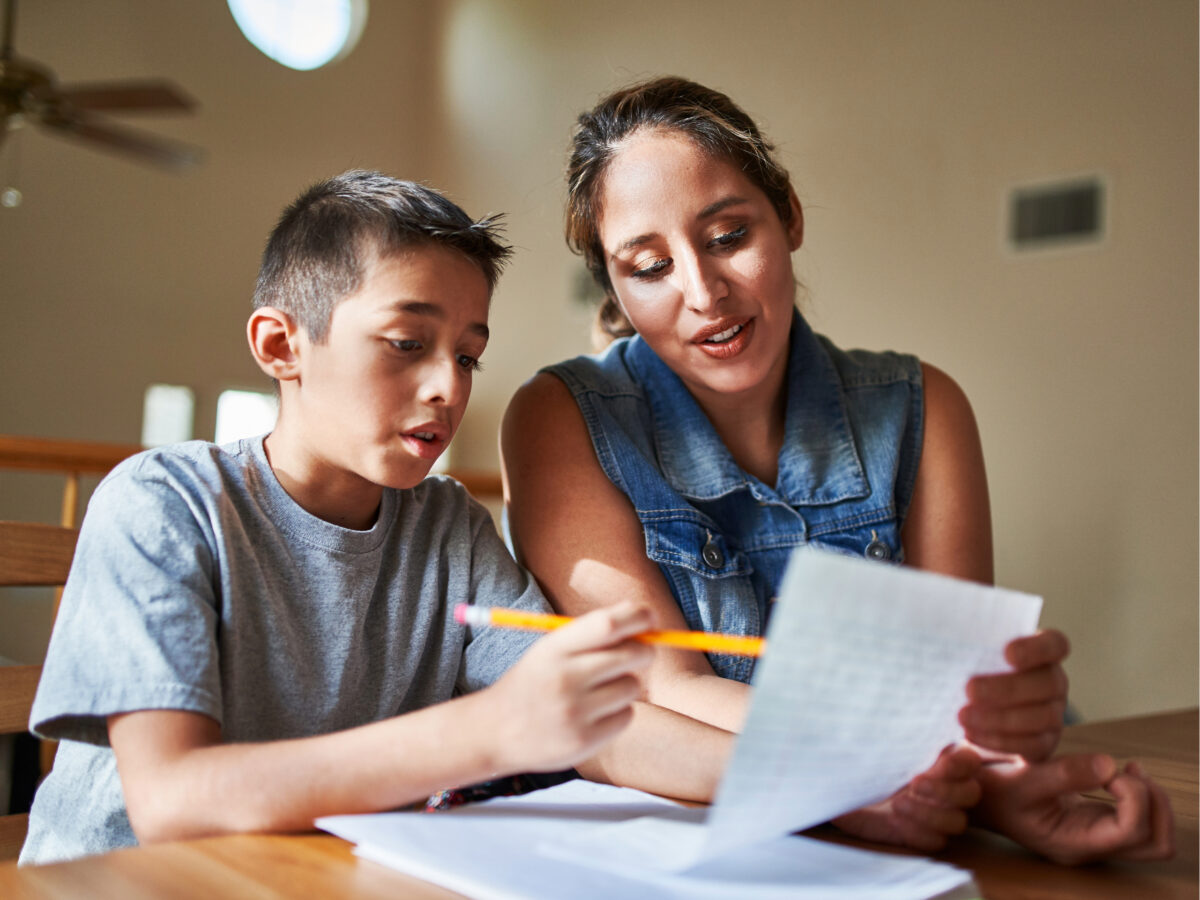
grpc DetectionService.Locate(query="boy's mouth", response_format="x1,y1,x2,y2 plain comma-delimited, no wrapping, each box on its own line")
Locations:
401,423,450,461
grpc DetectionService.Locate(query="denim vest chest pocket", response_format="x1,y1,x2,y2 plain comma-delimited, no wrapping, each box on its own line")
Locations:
804,511,906,565
640,510,759,682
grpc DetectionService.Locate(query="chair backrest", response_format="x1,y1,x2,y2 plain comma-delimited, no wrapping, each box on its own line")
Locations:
0,521,78,861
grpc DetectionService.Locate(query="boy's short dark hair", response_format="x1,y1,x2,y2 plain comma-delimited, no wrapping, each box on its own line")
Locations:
253,170,512,342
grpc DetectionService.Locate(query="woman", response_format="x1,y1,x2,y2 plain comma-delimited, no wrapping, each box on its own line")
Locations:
501,76,1172,863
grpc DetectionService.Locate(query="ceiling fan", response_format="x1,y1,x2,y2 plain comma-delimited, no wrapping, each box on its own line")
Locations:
0,0,202,171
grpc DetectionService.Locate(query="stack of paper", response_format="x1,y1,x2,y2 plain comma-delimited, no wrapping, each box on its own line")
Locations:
318,548,1042,899
320,780,975,899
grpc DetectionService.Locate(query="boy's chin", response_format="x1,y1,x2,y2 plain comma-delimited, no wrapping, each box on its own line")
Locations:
386,460,441,490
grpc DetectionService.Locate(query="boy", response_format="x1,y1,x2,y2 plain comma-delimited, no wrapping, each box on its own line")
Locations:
20,171,652,864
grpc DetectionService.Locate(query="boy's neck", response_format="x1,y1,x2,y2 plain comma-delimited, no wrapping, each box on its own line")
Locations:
262,429,384,531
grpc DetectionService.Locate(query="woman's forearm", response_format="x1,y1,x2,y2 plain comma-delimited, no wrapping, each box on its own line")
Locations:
643,663,751,733
577,700,735,802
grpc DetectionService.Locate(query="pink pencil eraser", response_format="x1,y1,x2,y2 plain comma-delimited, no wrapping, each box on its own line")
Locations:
453,603,469,625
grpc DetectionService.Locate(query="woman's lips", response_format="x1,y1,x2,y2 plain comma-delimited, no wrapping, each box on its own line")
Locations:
693,317,753,360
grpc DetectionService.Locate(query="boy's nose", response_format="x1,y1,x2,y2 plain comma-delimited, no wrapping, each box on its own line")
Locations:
420,358,468,407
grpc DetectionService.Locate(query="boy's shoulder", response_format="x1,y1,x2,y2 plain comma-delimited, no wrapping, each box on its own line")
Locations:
96,438,262,501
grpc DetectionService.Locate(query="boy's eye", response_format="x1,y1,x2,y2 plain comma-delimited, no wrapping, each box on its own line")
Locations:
457,355,483,373
631,257,670,280
708,225,747,249
390,339,422,352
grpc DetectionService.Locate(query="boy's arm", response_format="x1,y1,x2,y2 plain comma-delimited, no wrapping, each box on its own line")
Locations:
110,603,652,844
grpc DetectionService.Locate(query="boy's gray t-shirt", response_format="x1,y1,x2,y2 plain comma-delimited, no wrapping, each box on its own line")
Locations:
20,437,547,865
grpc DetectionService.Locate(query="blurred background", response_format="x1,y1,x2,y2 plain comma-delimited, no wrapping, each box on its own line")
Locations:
0,0,1195,721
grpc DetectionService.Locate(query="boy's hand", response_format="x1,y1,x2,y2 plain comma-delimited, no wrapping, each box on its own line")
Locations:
975,754,1175,865
832,744,983,852
486,602,653,774
959,629,1069,761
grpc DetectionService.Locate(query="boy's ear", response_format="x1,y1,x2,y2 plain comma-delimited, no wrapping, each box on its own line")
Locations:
786,187,804,252
247,307,303,381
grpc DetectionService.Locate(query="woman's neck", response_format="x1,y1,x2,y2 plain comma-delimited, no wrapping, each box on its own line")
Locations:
692,354,789,487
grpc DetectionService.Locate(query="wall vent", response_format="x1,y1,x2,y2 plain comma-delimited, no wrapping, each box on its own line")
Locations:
1009,178,1104,249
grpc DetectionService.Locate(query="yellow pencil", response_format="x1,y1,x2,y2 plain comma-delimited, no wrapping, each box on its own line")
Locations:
454,604,765,657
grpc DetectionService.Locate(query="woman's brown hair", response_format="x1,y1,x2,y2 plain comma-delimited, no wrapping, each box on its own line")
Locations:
565,76,794,345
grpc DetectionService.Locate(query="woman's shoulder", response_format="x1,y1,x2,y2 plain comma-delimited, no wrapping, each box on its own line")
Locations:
503,371,592,471
812,332,923,390
507,370,580,426
537,338,645,399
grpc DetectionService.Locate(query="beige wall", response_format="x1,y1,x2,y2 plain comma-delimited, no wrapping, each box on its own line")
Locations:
1,0,1195,721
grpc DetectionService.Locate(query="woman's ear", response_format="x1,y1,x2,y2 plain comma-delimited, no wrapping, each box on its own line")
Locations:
247,307,303,382
786,187,805,251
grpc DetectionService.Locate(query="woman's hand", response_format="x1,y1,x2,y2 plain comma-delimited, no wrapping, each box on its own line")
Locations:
959,629,1070,761
484,601,654,774
974,754,1175,865
832,744,983,852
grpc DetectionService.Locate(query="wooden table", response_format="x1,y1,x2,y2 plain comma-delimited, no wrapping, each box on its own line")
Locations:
1,709,1195,899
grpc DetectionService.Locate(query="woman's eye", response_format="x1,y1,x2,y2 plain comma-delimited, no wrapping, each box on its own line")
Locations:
631,257,670,279
390,339,422,352
457,355,483,373
709,225,747,249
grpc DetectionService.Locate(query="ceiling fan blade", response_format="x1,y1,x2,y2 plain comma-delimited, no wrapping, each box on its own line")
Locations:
38,108,203,171
55,79,196,114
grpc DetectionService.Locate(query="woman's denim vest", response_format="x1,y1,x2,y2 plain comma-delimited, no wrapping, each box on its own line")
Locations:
542,311,924,683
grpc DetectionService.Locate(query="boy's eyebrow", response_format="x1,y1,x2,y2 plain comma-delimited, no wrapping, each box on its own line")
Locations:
610,195,751,258
389,300,489,340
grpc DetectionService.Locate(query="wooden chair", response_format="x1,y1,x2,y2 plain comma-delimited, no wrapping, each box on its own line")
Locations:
0,436,138,861
0,521,78,860
0,434,144,527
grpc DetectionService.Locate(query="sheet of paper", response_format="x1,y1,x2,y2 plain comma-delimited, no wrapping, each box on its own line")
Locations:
548,549,1041,874
704,548,1042,856
318,780,974,900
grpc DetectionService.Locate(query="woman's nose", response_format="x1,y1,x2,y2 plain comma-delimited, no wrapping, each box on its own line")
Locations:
680,254,728,313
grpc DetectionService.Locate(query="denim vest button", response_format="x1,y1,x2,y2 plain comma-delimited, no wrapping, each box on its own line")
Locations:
701,539,725,568
865,539,890,561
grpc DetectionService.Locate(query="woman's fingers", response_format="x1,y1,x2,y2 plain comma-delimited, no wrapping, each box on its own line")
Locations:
961,638,1068,762
910,772,982,809
1004,630,1070,670
966,664,1068,707
1114,763,1176,861
1101,762,1178,861
893,791,971,837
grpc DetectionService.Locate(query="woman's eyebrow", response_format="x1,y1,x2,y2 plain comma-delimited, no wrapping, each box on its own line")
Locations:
697,196,749,219
612,233,654,257
609,196,751,259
